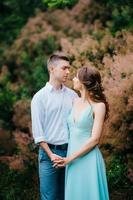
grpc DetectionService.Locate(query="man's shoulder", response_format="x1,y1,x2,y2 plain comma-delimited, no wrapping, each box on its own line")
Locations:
31,85,47,102
65,86,78,97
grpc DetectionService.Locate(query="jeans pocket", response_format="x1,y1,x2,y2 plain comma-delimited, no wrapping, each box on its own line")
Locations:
39,149,49,163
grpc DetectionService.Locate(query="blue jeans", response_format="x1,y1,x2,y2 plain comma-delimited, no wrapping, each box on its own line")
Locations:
39,147,67,200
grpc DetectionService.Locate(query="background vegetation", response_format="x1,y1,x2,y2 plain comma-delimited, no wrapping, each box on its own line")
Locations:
0,0,133,199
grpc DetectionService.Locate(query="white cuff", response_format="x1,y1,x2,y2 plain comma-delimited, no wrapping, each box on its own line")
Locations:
34,137,46,144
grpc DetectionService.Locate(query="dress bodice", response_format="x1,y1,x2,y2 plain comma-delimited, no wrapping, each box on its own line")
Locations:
67,104,94,138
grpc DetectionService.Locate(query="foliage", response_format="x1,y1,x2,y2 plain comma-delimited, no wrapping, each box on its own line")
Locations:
95,0,133,33
102,52,133,150
18,55,49,94
0,84,17,129
0,62,48,130
107,155,131,191
0,161,38,200
0,0,44,45
42,0,78,8
0,0,78,46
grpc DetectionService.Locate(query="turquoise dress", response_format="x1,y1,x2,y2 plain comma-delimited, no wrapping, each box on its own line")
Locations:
65,105,109,200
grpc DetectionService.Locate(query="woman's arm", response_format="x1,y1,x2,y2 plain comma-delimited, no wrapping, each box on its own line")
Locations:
54,102,106,167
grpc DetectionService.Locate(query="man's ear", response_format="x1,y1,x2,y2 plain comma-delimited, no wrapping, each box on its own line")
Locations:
49,66,54,73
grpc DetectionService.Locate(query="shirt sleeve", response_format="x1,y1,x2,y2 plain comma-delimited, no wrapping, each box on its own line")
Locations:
31,95,46,144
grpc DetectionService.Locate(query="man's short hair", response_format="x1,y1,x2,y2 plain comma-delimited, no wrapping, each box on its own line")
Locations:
47,52,69,70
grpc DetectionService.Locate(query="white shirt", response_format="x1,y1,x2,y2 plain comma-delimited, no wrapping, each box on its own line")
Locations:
31,82,78,144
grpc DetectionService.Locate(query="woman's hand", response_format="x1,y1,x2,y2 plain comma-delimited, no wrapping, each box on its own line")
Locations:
53,157,70,168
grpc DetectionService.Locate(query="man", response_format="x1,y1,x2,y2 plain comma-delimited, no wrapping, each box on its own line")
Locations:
31,52,78,200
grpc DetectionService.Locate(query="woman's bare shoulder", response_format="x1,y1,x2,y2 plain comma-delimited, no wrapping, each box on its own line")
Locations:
93,102,106,113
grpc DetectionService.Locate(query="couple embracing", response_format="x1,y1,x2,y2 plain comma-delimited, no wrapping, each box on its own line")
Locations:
31,52,109,200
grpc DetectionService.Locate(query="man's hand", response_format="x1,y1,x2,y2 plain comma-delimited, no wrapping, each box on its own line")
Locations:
50,153,63,163
39,142,64,164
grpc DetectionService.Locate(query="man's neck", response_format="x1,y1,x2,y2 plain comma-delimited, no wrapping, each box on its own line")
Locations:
49,79,63,90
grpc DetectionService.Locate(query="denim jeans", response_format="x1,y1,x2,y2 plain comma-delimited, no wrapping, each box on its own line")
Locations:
39,147,67,200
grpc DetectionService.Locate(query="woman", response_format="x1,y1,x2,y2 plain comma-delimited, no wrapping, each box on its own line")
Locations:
54,66,109,200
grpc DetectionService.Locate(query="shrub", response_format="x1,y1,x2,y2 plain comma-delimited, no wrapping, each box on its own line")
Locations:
42,0,78,9
107,155,131,191
0,160,38,200
0,85,17,129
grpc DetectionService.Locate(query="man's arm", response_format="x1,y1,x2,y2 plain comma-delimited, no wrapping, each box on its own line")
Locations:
40,142,63,162
31,95,63,162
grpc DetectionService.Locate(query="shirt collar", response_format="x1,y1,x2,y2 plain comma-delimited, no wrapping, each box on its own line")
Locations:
46,82,66,92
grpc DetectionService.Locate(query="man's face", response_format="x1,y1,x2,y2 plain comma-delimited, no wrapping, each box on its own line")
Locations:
50,60,70,83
